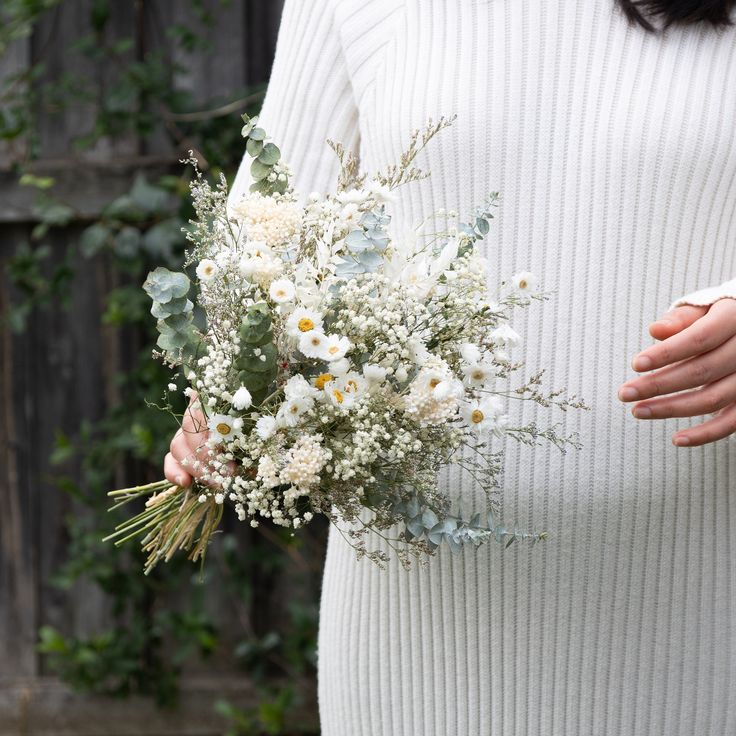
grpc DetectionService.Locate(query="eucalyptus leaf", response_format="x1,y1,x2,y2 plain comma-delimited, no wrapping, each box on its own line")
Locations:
258,142,280,166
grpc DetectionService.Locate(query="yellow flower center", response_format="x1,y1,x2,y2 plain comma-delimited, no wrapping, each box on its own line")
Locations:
328,345,340,355
346,379,358,393
298,318,315,332
332,389,344,404
471,409,484,424
519,279,528,289
216,422,232,435
315,373,333,390
429,378,441,389
472,370,484,380
289,404,300,414
309,335,321,346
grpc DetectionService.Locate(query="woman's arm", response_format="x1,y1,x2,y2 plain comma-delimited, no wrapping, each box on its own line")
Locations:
165,0,360,488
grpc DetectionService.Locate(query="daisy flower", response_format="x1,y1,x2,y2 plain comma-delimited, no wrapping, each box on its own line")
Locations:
207,413,242,442
510,270,538,293
320,334,352,362
460,396,508,437
269,278,296,303
299,330,328,359
286,307,324,337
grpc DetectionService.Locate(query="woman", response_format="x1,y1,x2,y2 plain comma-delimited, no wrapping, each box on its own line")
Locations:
166,0,736,733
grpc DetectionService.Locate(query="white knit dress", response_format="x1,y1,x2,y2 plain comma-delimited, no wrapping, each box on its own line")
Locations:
229,1,736,733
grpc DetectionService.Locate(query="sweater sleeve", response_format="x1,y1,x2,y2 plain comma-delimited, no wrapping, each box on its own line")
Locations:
228,0,360,209
667,277,736,312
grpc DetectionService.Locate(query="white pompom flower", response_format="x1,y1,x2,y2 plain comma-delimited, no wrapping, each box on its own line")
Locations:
363,363,388,384
196,258,219,282
255,415,278,440
231,386,252,410
459,342,482,364
490,323,521,347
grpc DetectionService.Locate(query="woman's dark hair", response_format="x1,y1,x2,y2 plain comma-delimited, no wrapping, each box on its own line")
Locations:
617,0,736,32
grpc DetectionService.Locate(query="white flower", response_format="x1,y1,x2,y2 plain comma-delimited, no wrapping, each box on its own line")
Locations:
207,413,242,442
407,337,431,366
511,270,538,293
276,396,313,427
459,343,482,364
324,377,357,409
461,361,497,388
284,374,319,401
460,396,508,437
286,307,324,337
339,202,362,230
320,334,351,362
239,241,283,284
299,330,328,359
329,357,351,376
269,278,296,303
336,188,369,205
231,386,252,410
255,415,278,440
490,323,521,347
231,192,302,249
196,258,218,282
433,378,464,401
363,363,388,384
367,180,397,203
394,365,409,383
167,382,177,391
257,454,280,488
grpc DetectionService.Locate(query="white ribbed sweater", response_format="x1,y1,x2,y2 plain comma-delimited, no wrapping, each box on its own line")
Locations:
229,1,736,733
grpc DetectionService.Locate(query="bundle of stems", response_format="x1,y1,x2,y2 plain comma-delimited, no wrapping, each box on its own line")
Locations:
105,480,223,574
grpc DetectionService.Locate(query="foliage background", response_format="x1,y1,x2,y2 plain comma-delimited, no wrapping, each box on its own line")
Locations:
0,2,326,734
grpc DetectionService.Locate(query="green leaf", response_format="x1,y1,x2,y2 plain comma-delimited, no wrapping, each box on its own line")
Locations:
249,127,266,141
79,223,111,257
250,159,271,182
257,142,280,166
130,174,170,215
246,138,263,157
143,267,190,303
113,226,141,258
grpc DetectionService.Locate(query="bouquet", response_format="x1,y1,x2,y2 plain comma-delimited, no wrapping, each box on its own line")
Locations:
106,113,587,572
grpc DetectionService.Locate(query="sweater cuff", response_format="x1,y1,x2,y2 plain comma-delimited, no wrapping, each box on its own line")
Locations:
668,277,736,312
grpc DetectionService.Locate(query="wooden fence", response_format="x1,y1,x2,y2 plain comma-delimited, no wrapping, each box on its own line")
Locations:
0,3,329,734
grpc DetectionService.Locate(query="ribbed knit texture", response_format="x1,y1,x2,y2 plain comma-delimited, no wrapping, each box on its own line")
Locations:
229,1,736,733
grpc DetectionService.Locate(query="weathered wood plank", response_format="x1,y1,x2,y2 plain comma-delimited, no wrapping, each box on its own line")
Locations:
0,225,40,677
0,38,31,167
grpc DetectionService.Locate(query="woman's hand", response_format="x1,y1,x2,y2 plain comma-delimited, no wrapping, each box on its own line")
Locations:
618,298,736,447
164,392,216,487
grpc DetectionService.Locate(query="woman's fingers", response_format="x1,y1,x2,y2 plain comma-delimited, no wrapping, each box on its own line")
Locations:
631,371,736,419
672,402,736,447
634,299,736,372
647,304,707,342
181,394,209,452
620,333,736,401
164,451,192,487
